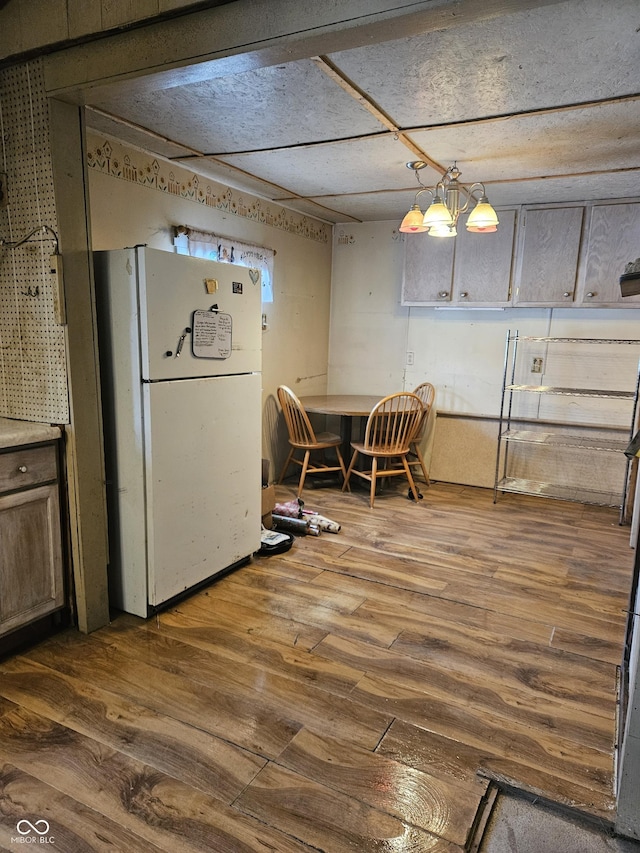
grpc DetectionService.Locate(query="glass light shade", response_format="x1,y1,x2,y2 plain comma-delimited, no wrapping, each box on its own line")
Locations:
422,196,454,228
466,224,498,233
466,198,499,232
428,223,457,238
399,204,428,233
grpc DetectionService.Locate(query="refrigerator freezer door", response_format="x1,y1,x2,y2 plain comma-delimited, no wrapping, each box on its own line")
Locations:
96,247,262,381
140,247,261,380
138,372,262,613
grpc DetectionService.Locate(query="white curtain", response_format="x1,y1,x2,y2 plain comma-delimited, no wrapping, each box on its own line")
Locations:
174,228,274,303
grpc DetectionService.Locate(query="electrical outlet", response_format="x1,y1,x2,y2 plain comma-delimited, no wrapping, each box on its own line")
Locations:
406,351,415,366
49,254,66,325
531,356,543,373
0,172,7,208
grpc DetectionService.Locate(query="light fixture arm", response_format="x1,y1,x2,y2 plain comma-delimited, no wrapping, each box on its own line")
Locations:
413,187,433,203
467,182,488,200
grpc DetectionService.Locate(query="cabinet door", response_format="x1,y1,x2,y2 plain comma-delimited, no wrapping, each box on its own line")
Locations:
581,203,640,305
452,209,516,304
0,484,63,637
401,232,455,305
515,206,584,305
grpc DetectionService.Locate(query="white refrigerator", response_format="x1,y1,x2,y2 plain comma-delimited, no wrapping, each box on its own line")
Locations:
94,246,262,617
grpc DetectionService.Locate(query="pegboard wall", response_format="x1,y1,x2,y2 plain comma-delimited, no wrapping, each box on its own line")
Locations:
0,59,69,424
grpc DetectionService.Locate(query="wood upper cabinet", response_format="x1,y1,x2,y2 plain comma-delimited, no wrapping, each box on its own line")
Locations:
401,208,517,306
514,206,585,306
401,199,640,309
0,442,64,637
579,202,640,305
452,208,517,305
401,230,455,305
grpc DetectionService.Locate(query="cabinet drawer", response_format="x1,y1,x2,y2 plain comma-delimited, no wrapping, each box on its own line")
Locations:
0,444,58,493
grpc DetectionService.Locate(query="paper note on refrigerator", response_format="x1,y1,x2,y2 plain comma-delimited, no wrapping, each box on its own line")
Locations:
192,309,232,358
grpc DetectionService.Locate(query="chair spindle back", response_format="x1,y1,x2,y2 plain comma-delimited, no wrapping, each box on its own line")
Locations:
363,393,423,454
277,385,317,445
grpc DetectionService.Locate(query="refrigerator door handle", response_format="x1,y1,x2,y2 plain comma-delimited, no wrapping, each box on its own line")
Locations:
175,326,191,357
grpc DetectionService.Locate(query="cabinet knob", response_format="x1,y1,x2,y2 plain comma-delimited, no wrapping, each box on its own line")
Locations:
563,292,571,298
18,465,27,473
460,291,468,298
438,291,449,298
586,291,596,298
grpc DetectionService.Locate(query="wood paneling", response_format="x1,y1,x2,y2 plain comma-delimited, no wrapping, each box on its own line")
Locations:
0,481,633,848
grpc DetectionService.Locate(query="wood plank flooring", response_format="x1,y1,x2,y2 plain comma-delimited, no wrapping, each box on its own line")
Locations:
0,481,634,851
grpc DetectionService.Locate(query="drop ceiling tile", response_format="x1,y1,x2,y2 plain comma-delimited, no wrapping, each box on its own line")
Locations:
169,155,303,199
87,57,386,154
86,110,192,159
304,189,422,224
484,171,640,207
307,169,640,223
217,134,442,198
267,197,356,224
328,0,640,128
407,101,640,184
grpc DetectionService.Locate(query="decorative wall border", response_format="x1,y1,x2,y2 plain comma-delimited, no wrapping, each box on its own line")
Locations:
86,134,330,244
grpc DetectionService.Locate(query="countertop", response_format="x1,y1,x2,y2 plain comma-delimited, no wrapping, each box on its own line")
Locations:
0,417,62,449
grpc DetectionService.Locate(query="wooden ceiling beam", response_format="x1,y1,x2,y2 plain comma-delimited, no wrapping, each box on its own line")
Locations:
312,55,446,179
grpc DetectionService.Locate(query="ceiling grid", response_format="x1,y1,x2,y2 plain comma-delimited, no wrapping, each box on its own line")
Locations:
80,0,640,223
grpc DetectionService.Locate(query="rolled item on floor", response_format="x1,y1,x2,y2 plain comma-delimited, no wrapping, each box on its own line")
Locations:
272,514,311,535
302,511,340,533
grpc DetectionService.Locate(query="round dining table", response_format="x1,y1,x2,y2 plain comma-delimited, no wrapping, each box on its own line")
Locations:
299,393,384,464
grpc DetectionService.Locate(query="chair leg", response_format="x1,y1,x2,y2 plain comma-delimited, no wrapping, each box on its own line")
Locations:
412,443,430,486
278,448,295,484
298,450,311,496
342,448,358,492
402,456,421,502
369,457,378,507
336,447,350,492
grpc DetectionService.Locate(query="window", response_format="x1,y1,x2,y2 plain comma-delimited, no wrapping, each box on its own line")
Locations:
174,227,274,302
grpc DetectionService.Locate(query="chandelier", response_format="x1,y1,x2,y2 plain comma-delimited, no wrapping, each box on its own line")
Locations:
400,161,499,237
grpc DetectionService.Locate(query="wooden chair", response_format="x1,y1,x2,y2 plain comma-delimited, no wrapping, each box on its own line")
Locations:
277,385,347,496
408,382,436,485
342,392,424,507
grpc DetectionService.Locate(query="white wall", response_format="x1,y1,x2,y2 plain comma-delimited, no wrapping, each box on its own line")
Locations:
329,222,409,395
87,132,333,481
330,220,640,489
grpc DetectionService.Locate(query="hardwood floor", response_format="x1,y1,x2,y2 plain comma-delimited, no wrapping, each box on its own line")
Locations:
0,481,634,851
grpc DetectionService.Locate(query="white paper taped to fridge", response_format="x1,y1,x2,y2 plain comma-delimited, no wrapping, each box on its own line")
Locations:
192,309,232,358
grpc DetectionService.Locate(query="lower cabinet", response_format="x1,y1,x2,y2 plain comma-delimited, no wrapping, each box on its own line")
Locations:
0,442,64,638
